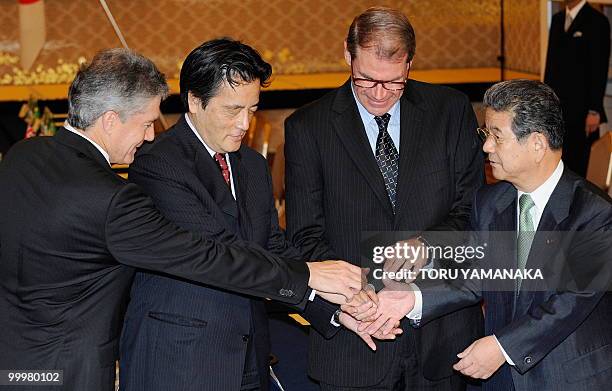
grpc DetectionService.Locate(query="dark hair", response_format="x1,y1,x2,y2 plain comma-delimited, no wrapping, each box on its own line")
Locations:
483,79,564,150
179,38,272,110
68,48,168,129
346,6,416,61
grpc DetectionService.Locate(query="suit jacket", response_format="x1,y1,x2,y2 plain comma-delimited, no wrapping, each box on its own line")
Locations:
119,116,302,390
544,3,611,174
0,128,309,391
421,168,612,391
285,79,485,387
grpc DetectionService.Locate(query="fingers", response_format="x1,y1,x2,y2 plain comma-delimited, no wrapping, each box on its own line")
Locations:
372,326,402,340
341,297,375,318
453,356,474,372
380,317,399,336
358,332,377,351
346,290,367,306
353,303,377,321
456,340,475,359
363,313,391,335
365,286,379,305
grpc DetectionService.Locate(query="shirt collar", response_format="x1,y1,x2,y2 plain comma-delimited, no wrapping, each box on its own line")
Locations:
567,0,587,20
63,121,111,165
350,83,401,126
185,113,219,158
517,160,564,213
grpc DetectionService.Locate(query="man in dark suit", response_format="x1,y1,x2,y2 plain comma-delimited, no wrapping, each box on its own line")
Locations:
367,79,612,391
284,7,484,390
119,39,376,391
0,48,364,391
544,0,610,176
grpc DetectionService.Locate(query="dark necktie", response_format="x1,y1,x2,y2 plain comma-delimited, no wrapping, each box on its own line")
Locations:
214,152,232,191
374,113,399,211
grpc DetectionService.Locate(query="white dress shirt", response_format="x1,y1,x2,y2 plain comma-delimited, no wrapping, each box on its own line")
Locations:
567,0,587,22
351,84,401,153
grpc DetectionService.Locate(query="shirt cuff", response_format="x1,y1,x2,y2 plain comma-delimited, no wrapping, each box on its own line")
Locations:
406,283,422,325
308,289,317,301
494,335,515,366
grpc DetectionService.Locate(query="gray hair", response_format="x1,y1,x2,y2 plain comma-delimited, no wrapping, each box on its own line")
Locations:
346,6,416,61
67,48,169,129
483,79,564,150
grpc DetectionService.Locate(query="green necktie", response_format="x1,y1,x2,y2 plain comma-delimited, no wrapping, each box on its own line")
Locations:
516,194,535,294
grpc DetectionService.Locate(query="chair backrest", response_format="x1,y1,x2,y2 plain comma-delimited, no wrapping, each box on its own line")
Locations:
586,131,612,191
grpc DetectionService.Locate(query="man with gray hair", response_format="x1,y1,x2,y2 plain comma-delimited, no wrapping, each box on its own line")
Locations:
285,6,484,390
362,79,612,391
0,48,363,391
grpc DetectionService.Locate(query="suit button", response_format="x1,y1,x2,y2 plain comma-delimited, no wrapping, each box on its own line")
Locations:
242,335,249,342
279,289,287,296
286,290,294,296
524,356,532,365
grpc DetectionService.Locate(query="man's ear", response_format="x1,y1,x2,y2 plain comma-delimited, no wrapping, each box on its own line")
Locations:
532,132,548,163
344,41,352,66
187,92,201,114
100,110,119,134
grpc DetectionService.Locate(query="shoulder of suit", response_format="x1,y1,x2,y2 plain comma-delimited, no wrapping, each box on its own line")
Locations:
236,144,268,166
475,181,512,205
570,173,612,213
135,124,185,160
406,79,469,102
286,87,342,123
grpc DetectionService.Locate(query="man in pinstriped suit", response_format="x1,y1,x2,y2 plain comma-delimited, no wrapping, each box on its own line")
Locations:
285,6,485,391
119,39,369,391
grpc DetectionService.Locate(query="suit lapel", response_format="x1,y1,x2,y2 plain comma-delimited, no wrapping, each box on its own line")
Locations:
516,168,573,313
331,80,393,215
566,3,591,36
489,184,517,323
395,81,426,224
174,116,239,220
229,150,252,240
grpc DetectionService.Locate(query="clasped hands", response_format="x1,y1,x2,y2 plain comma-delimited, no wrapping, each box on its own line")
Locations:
333,237,430,350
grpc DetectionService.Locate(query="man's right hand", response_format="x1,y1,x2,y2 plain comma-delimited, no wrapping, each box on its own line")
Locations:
339,312,403,351
307,261,364,302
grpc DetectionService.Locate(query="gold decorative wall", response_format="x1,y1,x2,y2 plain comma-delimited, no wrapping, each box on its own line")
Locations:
0,0,513,87
504,0,540,74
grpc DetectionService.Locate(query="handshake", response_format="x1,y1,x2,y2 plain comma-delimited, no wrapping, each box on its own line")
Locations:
306,245,425,350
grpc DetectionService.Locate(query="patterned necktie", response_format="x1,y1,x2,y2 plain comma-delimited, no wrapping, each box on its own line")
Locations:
374,113,399,212
214,152,232,190
516,194,535,294
564,12,573,32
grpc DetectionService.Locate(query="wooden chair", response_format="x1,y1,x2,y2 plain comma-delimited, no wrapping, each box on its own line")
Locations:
586,131,612,192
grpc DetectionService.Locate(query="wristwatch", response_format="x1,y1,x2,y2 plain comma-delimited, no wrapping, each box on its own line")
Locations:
331,309,342,327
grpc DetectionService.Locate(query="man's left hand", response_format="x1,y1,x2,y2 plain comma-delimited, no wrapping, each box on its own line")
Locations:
359,287,415,336
453,336,506,379
585,111,601,135
383,237,429,286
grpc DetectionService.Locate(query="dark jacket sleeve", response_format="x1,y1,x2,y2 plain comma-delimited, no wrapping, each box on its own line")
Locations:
587,10,611,119
104,183,309,304
284,114,339,261
421,93,484,246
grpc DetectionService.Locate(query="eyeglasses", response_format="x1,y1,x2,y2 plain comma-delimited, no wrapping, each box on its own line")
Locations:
351,64,409,91
476,127,514,145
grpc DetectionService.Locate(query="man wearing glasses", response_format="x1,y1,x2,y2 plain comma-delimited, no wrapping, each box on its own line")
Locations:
284,6,484,391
